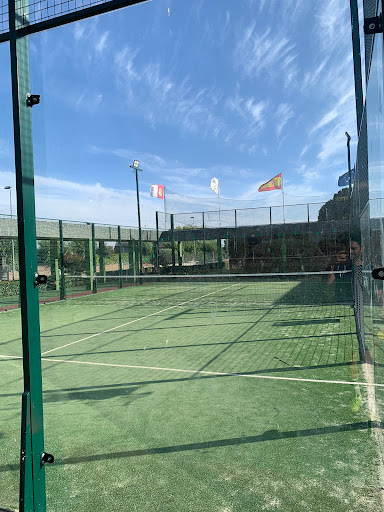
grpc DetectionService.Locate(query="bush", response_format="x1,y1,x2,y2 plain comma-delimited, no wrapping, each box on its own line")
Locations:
0,280,19,297
64,252,86,274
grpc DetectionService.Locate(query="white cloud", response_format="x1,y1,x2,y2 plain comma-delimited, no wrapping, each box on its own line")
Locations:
33,175,157,227
299,145,309,158
234,24,297,84
73,22,87,41
227,95,267,129
315,0,349,52
95,31,109,53
0,138,11,159
275,103,294,137
75,91,103,111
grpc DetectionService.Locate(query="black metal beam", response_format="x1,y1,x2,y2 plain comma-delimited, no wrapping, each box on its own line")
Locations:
0,0,149,43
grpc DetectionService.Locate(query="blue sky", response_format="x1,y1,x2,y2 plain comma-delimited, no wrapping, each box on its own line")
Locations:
0,0,365,227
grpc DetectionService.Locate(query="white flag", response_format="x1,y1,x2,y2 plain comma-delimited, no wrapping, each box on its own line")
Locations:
209,177,219,194
150,184,164,199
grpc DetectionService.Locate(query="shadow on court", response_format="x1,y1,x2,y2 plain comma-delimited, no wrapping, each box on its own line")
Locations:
0,421,380,473
0,360,374,402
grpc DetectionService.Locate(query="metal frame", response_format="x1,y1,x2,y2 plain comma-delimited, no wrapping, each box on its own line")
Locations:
2,0,149,509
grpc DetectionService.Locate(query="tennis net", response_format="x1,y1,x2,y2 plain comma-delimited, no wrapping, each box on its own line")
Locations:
60,270,353,308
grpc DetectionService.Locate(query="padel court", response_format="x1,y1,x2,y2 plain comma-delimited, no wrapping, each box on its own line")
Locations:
1,275,383,511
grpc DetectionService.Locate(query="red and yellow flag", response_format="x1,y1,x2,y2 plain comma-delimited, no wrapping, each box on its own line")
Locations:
258,173,282,192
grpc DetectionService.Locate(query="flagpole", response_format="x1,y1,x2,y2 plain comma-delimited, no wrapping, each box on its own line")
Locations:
282,172,285,223
164,187,167,230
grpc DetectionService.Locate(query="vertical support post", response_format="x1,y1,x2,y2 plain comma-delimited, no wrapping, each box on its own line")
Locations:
9,1,47,507
346,132,352,196
135,168,143,274
54,259,59,291
155,211,160,272
129,240,137,283
99,240,106,283
171,214,175,271
49,239,58,290
282,234,287,272
84,239,93,291
203,212,206,270
349,0,364,134
135,242,140,282
234,209,238,261
217,239,222,270
91,223,97,294
178,241,183,267
128,240,133,275
118,226,123,289
152,241,157,271
59,220,65,300
307,203,310,224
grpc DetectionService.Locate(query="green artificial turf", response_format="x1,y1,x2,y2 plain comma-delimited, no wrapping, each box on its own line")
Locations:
0,278,383,511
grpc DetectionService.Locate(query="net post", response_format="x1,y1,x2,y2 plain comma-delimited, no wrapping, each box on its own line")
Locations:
171,214,175,271
118,226,123,288
59,220,66,299
203,212,206,270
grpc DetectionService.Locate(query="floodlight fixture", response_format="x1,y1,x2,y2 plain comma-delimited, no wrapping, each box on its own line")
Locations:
133,160,139,168
4,185,11,190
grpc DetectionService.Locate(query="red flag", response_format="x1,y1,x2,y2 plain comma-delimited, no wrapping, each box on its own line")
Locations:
258,173,282,192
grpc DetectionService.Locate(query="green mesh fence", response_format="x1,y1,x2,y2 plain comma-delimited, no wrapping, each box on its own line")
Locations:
156,200,351,275
0,215,157,309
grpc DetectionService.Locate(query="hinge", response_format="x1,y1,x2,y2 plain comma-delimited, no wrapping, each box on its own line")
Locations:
372,268,384,280
364,15,383,35
34,274,48,287
41,452,55,465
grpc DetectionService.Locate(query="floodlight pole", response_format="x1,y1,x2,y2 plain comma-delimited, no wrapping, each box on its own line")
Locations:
345,132,352,196
130,161,143,274
4,185,15,280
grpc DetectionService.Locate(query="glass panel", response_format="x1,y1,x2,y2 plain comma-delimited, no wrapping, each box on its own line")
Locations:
1,1,378,510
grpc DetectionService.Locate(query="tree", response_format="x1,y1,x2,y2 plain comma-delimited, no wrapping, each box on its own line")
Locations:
318,188,350,221
37,240,52,266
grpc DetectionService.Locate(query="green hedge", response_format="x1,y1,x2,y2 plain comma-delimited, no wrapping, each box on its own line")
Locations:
0,281,19,297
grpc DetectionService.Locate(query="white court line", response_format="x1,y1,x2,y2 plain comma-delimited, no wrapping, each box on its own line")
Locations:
2,353,384,388
36,358,384,388
41,283,240,356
